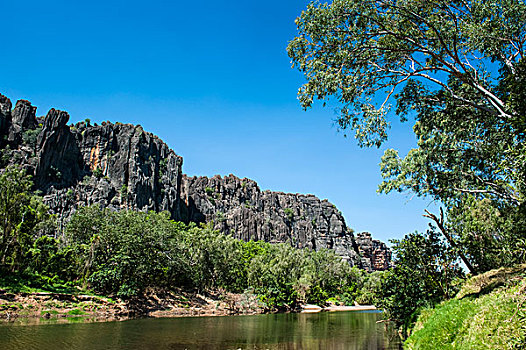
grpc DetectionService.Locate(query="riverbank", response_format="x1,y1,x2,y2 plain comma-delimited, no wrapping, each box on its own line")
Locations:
0,288,266,324
405,265,526,349
1,287,380,325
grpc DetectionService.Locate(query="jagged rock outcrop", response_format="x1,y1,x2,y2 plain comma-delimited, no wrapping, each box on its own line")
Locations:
0,93,392,270
355,232,393,271
180,174,360,265
0,94,183,222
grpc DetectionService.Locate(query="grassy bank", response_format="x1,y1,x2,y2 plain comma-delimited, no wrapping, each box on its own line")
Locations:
405,265,526,349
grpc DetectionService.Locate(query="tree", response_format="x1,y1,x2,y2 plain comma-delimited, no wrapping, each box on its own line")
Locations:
447,196,526,271
0,166,49,273
288,0,526,272
288,0,525,146
67,208,187,297
380,230,464,336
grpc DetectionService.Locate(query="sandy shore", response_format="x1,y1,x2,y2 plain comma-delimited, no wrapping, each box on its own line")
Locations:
301,304,377,313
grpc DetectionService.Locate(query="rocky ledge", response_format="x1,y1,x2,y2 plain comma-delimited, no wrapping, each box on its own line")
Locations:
0,93,391,271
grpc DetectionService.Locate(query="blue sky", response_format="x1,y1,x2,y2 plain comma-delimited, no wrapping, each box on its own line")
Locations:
0,0,438,244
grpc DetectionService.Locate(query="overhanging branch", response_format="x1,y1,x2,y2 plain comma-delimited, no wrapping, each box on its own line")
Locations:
423,208,476,275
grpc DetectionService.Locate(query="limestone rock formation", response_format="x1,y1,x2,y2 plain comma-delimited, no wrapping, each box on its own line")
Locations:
355,232,393,272
0,93,392,270
0,94,183,222
180,174,360,265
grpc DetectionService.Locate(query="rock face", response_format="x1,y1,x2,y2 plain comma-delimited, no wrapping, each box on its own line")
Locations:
0,94,183,223
355,232,393,272
180,174,360,265
0,93,392,271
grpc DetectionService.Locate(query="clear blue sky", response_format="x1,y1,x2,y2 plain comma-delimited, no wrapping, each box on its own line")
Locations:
0,0,438,244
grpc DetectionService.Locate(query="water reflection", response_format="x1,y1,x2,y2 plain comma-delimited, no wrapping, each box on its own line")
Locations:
0,311,401,349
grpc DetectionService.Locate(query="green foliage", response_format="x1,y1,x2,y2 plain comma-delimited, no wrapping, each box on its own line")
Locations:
215,211,226,222
22,127,42,149
0,166,51,273
0,271,80,295
64,205,361,306
27,236,79,281
67,208,185,297
356,270,387,305
283,208,294,221
0,170,381,308
289,0,525,147
289,0,526,286
66,308,87,316
377,75,526,271
92,167,103,179
448,197,526,272
248,244,358,309
379,231,464,335
204,187,216,204
48,165,61,180
0,145,11,167
120,184,128,201
159,158,168,178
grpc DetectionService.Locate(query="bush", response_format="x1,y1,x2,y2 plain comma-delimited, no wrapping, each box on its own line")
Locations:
92,167,103,178
0,166,51,273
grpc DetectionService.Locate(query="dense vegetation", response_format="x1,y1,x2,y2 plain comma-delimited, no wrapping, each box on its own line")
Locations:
377,231,465,336
0,166,380,310
289,0,526,344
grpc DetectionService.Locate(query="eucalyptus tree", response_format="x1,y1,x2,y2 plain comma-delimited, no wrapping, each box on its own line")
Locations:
288,0,526,272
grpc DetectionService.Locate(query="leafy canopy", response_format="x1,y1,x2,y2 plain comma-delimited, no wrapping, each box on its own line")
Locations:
289,0,526,273
288,0,525,147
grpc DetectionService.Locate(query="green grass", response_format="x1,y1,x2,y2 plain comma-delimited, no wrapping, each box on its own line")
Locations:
0,273,114,310
405,267,526,350
66,308,87,316
456,264,526,299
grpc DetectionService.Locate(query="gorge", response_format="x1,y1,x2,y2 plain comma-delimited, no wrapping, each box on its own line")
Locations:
0,93,391,272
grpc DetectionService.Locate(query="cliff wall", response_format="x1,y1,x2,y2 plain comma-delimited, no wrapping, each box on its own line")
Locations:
0,93,391,271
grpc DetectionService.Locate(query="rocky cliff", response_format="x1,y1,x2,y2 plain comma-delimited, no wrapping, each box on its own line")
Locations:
180,174,361,264
0,93,391,271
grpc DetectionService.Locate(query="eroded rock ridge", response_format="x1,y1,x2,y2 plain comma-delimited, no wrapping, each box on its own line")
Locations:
0,93,391,271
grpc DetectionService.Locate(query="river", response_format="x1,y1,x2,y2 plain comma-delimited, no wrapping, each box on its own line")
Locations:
0,311,401,349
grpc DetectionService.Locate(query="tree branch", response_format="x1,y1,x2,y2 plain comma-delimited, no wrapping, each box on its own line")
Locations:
423,208,476,275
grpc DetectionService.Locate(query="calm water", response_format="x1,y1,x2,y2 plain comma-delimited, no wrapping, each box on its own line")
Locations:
0,311,401,349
